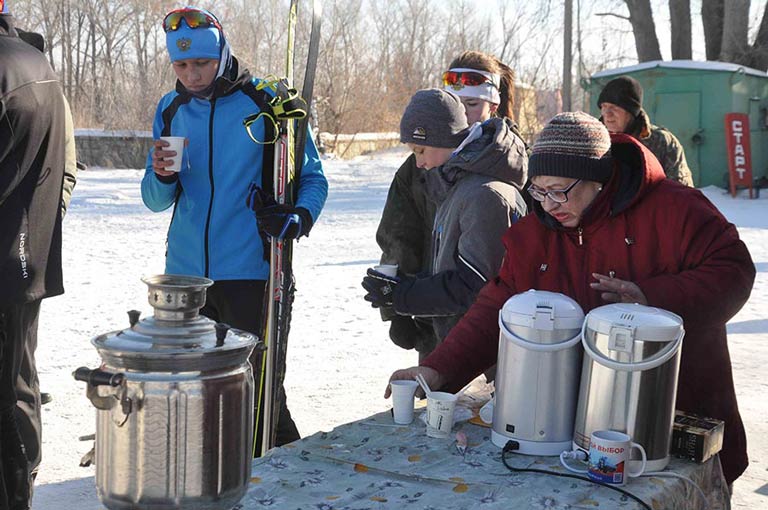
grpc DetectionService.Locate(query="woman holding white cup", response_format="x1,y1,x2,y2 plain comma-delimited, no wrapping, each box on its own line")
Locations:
141,6,328,457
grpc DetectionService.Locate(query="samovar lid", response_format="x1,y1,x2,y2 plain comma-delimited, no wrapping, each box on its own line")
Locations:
500,290,585,331
91,275,261,372
582,303,684,372
585,303,683,342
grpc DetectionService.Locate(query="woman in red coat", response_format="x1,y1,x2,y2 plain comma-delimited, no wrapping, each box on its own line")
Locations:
386,112,755,486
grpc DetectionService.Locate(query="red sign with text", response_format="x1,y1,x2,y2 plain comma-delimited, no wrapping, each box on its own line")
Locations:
724,113,754,198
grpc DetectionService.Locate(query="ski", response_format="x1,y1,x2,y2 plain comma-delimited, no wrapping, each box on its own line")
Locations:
257,0,323,456
293,0,323,191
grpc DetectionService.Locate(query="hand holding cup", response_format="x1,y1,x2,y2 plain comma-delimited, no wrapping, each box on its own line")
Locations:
152,136,186,176
385,366,445,399
389,380,419,424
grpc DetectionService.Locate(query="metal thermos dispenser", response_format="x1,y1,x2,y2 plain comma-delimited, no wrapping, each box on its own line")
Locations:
74,275,264,510
492,290,585,455
573,303,684,472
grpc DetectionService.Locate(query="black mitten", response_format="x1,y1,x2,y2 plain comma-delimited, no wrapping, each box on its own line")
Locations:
247,184,313,239
361,269,399,308
388,315,419,350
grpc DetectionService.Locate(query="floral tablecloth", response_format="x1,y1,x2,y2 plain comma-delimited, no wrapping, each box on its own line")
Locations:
239,410,729,510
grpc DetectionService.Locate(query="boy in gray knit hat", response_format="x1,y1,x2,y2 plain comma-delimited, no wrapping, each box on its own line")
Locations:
399,89,470,170
362,87,527,352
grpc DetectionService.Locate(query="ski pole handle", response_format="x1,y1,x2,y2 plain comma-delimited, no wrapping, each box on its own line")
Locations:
278,213,301,239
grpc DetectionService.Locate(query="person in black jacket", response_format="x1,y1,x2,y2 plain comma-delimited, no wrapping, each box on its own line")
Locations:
1,3,67,507
15,26,80,411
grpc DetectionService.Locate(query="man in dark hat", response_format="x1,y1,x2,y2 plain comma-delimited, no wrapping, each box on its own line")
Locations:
598,75,694,187
1,1,68,507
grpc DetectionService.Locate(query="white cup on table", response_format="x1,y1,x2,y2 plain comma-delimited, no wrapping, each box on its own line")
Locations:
389,380,418,424
425,391,458,438
159,136,185,172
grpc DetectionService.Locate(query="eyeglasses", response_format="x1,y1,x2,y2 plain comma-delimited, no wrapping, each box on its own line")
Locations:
162,8,222,33
527,179,582,203
442,70,497,89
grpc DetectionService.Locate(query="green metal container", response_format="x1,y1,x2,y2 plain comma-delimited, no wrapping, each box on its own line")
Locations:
584,60,768,187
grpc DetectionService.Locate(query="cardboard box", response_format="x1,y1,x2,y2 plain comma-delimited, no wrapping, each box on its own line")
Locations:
670,410,724,463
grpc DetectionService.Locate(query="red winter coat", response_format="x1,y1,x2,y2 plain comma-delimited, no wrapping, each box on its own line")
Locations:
422,134,755,484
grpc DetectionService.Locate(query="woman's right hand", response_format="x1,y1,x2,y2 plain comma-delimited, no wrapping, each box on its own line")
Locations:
384,366,445,399
151,139,179,177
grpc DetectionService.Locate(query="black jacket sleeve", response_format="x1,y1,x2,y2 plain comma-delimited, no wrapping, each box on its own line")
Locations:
392,257,487,317
375,154,436,274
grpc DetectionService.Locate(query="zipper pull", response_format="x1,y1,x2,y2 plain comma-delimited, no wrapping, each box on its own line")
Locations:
578,227,583,246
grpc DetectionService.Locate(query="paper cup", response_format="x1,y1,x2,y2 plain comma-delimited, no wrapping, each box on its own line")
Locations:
425,391,457,438
389,380,418,424
373,264,398,278
160,136,185,172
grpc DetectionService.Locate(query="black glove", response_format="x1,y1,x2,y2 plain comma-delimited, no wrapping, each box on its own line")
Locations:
362,268,399,308
388,315,418,350
389,315,438,353
247,184,313,239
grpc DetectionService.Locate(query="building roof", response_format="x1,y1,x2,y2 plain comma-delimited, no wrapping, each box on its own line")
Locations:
592,60,768,79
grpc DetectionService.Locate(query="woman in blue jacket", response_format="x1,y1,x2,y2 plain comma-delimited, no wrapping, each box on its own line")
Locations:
142,7,328,454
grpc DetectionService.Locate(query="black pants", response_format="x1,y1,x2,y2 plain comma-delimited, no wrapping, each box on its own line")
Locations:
200,280,300,454
0,301,41,508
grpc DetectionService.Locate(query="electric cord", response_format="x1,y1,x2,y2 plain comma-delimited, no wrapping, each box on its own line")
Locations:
642,471,709,510
501,441,653,510
559,450,712,509
560,448,588,464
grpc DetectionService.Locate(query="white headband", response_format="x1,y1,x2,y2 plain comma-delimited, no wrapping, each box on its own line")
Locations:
443,67,501,105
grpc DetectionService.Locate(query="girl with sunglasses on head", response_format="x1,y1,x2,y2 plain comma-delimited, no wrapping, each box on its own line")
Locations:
373,51,527,358
364,83,527,361
141,6,328,455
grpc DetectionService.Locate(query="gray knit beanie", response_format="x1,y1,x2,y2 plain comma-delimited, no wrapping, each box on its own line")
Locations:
529,111,613,184
400,89,469,148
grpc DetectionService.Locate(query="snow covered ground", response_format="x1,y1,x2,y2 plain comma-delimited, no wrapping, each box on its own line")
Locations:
31,151,767,509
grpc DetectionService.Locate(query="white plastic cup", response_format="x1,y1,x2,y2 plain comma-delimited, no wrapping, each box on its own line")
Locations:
373,264,398,278
425,391,458,438
389,380,418,424
159,136,185,172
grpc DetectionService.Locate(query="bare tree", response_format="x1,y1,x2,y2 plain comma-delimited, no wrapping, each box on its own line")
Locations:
701,0,724,60
720,0,750,63
497,0,553,67
314,0,369,135
623,0,662,62
669,0,692,59
749,3,768,69
7,0,583,140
